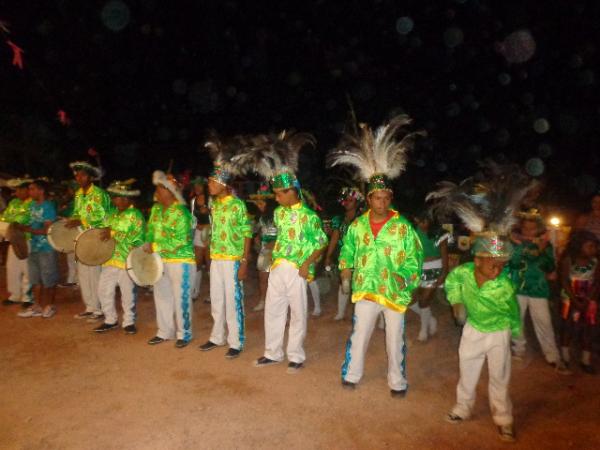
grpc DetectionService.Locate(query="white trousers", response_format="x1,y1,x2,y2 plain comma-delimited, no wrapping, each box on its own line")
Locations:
77,261,102,313
336,284,351,317
98,266,137,327
512,295,560,363
6,245,31,302
153,262,195,341
452,323,513,426
264,261,308,363
67,252,78,284
209,260,245,350
342,300,408,390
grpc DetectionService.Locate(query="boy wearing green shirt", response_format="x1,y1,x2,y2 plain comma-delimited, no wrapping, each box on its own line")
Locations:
94,180,145,334
1,177,33,307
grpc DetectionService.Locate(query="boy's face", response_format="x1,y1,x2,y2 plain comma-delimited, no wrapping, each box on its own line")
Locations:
367,190,392,216
75,170,91,189
474,256,507,281
28,184,43,201
582,240,598,258
273,188,299,207
155,185,174,205
341,197,357,212
207,178,227,197
112,196,131,211
520,219,540,239
15,186,30,200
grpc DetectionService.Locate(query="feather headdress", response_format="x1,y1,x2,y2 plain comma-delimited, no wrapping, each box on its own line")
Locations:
203,131,250,186
426,160,537,258
327,114,426,194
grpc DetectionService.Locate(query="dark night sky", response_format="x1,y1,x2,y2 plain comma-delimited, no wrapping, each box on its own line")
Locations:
1,0,599,210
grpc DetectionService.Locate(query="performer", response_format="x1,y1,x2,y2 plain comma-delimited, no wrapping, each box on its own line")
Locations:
328,115,424,396
0,177,33,307
66,161,112,320
324,187,364,321
17,179,58,318
428,163,532,442
58,180,79,287
409,211,450,342
509,210,569,373
94,180,145,334
146,171,196,348
302,189,324,317
199,138,252,359
190,176,211,300
248,185,277,312
235,130,327,372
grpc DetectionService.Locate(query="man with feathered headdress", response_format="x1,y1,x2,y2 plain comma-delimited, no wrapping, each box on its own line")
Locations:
198,133,253,359
145,171,196,348
427,162,528,442
231,130,328,373
93,179,145,335
66,160,113,321
1,177,33,307
327,114,424,397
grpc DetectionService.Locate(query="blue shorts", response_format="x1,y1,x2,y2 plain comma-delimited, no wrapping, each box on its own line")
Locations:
28,251,59,287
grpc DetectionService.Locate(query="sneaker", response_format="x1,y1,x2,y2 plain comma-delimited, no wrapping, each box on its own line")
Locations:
225,348,241,359
549,360,572,375
175,339,190,348
445,413,464,424
311,309,321,317
199,341,220,352
417,328,428,342
390,389,407,398
74,311,94,319
94,322,118,333
21,301,34,309
341,380,356,390
2,299,19,306
498,425,516,442
252,301,265,312
123,325,137,335
580,363,596,375
333,313,344,321
18,307,43,318
42,305,57,318
287,362,304,374
148,336,166,345
254,356,280,367
86,313,104,323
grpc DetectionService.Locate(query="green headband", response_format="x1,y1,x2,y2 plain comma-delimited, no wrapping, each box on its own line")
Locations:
272,172,297,190
367,174,392,194
471,233,513,259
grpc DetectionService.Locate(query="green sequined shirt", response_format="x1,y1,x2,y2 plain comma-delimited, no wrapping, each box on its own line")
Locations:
209,195,253,260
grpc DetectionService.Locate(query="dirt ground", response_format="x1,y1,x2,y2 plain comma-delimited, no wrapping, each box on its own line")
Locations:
1,255,599,450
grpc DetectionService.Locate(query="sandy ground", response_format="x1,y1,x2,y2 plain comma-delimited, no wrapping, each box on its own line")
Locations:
1,255,599,450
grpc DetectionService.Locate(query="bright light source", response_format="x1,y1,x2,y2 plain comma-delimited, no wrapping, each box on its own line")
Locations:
549,217,561,227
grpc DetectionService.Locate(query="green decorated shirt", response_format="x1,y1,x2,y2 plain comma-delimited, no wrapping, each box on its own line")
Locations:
147,202,195,263
339,210,423,312
445,262,521,338
272,202,328,280
71,184,113,229
0,198,32,224
105,206,146,269
209,195,252,260
509,241,555,298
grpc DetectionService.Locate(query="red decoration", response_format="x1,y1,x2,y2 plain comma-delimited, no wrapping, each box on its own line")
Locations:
57,110,71,126
6,40,23,69
87,147,99,157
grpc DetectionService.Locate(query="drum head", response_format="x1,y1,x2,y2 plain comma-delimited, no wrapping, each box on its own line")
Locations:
126,246,164,286
0,221,10,240
47,220,81,253
75,228,115,266
7,224,28,260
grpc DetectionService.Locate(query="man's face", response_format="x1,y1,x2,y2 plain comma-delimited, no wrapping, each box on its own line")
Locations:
112,196,131,211
28,184,42,201
74,170,91,188
474,256,507,281
207,178,227,196
155,185,174,205
273,188,298,207
367,190,392,216
15,186,30,200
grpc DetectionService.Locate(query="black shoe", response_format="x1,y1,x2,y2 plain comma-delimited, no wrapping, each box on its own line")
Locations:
148,336,166,345
199,341,219,351
254,356,280,367
341,380,356,390
390,389,407,398
581,363,596,375
93,322,118,333
225,348,241,359
2,299,19,306
287,361,304,374
123,325,137,335
21,301,34,309
175,339,190,348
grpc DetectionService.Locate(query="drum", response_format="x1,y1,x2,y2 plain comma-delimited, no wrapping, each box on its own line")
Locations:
126,245,164,286
0,221,10,240
75,228,115,266
6,223,28,259
47,220,81,253
256,248,273,272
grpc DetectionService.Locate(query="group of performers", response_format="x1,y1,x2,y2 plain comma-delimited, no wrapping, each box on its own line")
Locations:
2,113,598,444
